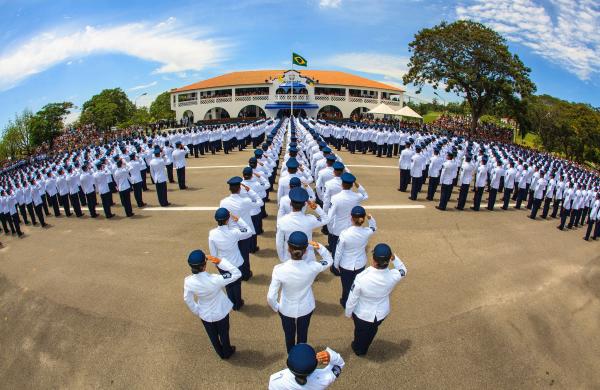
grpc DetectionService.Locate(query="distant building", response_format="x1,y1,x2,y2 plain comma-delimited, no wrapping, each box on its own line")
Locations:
170,69,404,122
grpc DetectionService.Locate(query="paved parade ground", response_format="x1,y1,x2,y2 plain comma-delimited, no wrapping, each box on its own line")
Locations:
1,148,599,389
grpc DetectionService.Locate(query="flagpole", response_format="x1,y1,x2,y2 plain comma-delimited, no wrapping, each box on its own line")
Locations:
291,54,294,122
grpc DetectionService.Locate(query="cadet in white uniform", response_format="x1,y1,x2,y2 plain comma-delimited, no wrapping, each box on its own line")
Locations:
333,206,377,308
269,343,344,390
275,188,329,262
172,141,188,190
326,172,368,257
149,147,170,207
208,208,251,310
220,176,262,281
183,249,241,359
345,243,407,356
267,231,332,352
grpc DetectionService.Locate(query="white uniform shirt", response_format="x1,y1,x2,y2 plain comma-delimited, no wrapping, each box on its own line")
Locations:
114,167,132,192
268,347,344,390
172,148,187,169
267,246,333,318
183,258,242,322
80,172,95,194
327,187,369,236
208,219,251,268
345,256,407,322
220,193,258,235
333,217,377,270
150,157,168,184
275,208,329,262
440,160,458,185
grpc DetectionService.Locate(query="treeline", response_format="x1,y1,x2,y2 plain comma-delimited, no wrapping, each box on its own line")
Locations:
0,88,174,160
515,95,600,164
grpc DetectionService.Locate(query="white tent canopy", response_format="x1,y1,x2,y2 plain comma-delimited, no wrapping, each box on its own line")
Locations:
367,103,398,115
395,105,423,119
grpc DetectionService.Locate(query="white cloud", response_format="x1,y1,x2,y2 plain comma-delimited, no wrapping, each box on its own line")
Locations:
324,52,409,82
135,92,159,108
129,81,157,91
456,0,600,80
63,109,80,125
0,16,227,91
319,0,342,8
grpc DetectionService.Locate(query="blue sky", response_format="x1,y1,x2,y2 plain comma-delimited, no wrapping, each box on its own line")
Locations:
0,0,598,127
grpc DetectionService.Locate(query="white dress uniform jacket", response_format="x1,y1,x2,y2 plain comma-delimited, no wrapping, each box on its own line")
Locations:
267,246,333,318
333,217,377,270
345,256,407,322
276,207,330,262
208,219,252,268
183,258,242,322
327,186,369,236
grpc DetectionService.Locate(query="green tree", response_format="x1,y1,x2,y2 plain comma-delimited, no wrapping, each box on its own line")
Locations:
1,109,34,158
403,20,536,133
80,88,134,130
120,107,151,128
149,91,175,121
29,102,74,147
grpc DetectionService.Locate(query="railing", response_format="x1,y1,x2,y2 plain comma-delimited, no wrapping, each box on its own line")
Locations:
235,96,252,102
215,97,232,103
331,96,346,102
275,94,310,102
199,98,215,104
315,96,330,101
178,100,198,107
382,99,401,106
349,97,364,103
364,98,378,104
252,95,269,101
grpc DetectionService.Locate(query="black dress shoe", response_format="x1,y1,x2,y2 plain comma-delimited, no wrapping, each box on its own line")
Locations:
435,206,445,211
222,346,236,359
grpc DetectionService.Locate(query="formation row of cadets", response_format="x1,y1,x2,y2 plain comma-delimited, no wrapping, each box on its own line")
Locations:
183,117,409,389
309,119,600,242
0,120,278,245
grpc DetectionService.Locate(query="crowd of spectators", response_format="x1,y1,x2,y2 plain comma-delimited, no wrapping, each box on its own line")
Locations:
429,115,514,143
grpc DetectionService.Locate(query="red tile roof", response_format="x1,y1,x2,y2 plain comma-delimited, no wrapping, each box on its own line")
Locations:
172,70,404,93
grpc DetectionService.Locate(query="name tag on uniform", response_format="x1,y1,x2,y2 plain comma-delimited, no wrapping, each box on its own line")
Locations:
222,272,232,279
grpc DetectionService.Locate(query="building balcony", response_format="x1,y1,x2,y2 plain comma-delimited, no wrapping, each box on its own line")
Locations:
178,100,198,107
274,94,310,102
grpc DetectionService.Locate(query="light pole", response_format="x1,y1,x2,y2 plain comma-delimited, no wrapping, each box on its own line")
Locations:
134,92,148,108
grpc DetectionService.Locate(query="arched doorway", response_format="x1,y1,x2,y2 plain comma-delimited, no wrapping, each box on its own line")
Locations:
238,105,266,119
350,107,370,119
183,110,194,125
317,105,343,120
204,107,230,120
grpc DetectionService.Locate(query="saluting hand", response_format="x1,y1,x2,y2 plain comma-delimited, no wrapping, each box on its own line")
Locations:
367,213,372,220
307,200,317,210
253,172,260,177
231,214,239,222
354,181,359,188
241,183,250,191
206,255,221,264
316,350,330,365
309,241,320,250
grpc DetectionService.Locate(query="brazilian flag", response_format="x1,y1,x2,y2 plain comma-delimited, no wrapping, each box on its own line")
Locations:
292,52,307,67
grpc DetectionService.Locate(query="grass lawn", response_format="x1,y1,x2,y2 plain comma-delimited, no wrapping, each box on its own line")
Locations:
423,111,442,124
515,132,541,148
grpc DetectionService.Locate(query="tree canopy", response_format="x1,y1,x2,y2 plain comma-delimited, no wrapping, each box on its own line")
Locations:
149,91,175,121
403,20,536,133
80,88,135,130
29,102,73,147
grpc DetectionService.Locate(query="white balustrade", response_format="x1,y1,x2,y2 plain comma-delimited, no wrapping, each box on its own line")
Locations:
178,100,198,107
